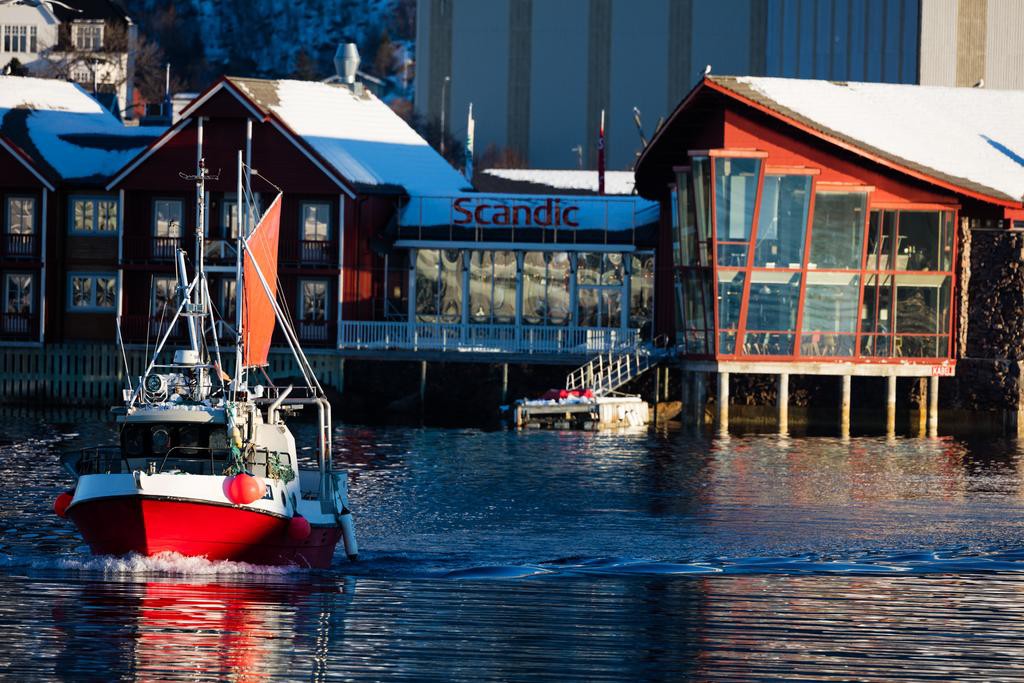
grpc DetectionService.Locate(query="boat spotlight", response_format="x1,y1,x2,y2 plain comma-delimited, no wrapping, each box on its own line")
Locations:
144,373,167,401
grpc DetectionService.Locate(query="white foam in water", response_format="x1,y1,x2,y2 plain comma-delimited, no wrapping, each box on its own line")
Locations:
48,551,304,576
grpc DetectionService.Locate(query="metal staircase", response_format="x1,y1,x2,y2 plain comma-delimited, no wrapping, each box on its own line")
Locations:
565,344,662,397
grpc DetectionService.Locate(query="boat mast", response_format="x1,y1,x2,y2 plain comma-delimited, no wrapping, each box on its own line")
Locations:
233,150,245,397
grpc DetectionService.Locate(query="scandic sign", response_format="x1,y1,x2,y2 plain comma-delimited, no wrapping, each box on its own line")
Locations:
453,197,580,227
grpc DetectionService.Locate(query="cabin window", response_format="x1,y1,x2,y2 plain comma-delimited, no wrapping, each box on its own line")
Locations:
468,250,517,324
70,196,117,234
301,202,331,241
4,273,32,314
153,199,183,237
68,273,116,311
300,280,329,321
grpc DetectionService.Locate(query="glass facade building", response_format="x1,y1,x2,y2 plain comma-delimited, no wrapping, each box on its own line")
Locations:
672,151,955,362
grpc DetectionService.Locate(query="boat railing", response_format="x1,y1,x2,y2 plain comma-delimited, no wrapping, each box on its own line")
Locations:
70,447,131,476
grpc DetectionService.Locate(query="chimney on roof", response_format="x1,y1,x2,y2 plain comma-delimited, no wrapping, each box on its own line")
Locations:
334,43,360,85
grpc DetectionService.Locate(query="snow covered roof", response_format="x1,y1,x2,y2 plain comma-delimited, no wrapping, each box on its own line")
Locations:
224,77,471,197
707,76,1024,204
480,169,637,195
0,76,161,185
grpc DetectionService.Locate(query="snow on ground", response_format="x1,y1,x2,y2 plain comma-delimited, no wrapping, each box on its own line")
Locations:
0,76,160,182
482,169,637,195
730,76,1024,202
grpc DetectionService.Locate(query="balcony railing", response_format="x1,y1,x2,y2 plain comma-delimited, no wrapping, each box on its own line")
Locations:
297,319,336,346
338,321,639,356
123,235,183,262
2,312,37,339
281,240,336,266
2,233,39,259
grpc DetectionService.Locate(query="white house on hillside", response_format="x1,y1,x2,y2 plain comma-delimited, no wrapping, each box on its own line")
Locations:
0,0,136,118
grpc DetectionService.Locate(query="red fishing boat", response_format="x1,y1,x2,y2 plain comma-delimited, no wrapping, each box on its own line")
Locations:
56,153,357,568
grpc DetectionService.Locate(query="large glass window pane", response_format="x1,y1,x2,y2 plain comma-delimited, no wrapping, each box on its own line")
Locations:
548,252,571,325
522,251,546,325
717,270,745,354
469,251,493,323
630,253,654,329
602,253,624,285
692,157,712,251
893,273,951,358
415,249,440,322
807,192,867,269
800,272,860,357
153,276,177,318
714,157,761,266
577,252,600,285
754,175,811,267
896,211,942,271
674,172,699,268
743,271,801,355
493,251,516,323
860,274,893,357
439,249,462,323
940,211,955,271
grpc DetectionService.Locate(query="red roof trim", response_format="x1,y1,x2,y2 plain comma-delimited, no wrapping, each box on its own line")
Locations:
700,78,1022,209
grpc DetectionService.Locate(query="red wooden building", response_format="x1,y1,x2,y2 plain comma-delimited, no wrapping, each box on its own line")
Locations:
0,76,159,347
105,76,472,350
635,75,1024,431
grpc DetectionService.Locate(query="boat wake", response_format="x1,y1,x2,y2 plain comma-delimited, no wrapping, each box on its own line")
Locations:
0,551,304,576
345,547,1024,580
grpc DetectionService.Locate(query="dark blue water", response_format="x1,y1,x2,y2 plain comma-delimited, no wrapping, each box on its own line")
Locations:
4,413,1024,679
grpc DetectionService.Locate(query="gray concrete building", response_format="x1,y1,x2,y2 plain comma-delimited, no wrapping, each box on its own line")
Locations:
415,0,931,171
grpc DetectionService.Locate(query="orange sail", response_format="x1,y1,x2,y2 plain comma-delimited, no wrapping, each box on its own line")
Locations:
242,193,282,367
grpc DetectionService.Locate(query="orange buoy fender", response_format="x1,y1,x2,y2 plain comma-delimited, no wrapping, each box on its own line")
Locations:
54,490,73,518
225,473,265,505
288,515,311,541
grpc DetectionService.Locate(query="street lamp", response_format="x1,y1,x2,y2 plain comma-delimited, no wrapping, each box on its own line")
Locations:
440,75,450,156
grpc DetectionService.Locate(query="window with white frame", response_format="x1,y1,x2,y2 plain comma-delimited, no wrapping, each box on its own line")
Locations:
74,23,103,51
301,202,330,241
153,199,184,237
300,280,328,321
69,273,116,311
70,196,117,234
7,197,35,234
4,273,33,314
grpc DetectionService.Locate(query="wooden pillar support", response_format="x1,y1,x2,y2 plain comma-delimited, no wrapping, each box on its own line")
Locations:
928,375,939,437
840,374,851,438
777,373,789,434
717,371,729,434
886,375,897,437
501,363,509,404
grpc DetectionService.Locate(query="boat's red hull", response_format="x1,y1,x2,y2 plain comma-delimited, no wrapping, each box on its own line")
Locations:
68,496,343,568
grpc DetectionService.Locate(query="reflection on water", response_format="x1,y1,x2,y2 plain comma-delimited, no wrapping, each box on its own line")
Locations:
5,415,1024,679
